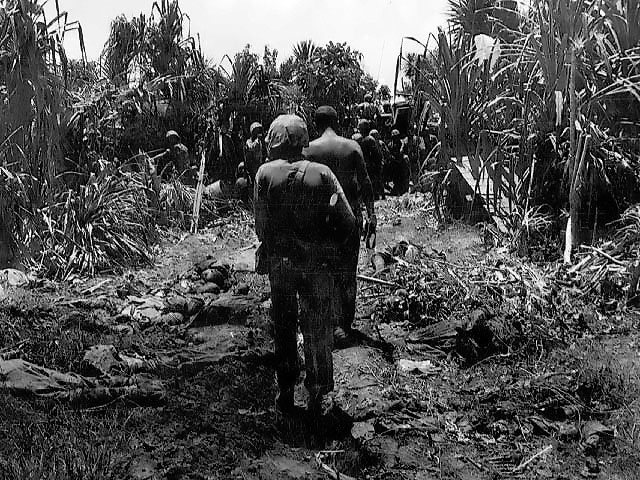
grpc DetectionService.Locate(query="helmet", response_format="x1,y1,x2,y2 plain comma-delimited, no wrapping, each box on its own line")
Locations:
357,119,370,131
266,115,309,152
250,122,263,134
166,130,180,141
391,129,401,138
364,93,373,102
235,176,249,193
369,129,380,140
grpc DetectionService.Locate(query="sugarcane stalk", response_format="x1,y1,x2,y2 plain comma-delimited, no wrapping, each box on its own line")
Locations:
190,151,207,234
567,46,579,257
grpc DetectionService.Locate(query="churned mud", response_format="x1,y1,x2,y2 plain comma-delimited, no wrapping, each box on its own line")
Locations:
1,198,639,480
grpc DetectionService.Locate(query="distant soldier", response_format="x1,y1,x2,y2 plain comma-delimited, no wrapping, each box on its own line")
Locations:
405,124,426,183
387,129,410,195
234,161,251,202
154,130,191,182
370,129,390,197
357,93,377,122
244,122,265,183
217,121,243,187
304,106,376,344
254,114,356,419
357,119,384,200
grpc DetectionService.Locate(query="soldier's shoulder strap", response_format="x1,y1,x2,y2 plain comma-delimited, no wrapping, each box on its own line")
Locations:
293,160,310,189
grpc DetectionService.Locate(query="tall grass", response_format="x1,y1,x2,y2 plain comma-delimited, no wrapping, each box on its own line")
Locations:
27,171,157,280
413,0,640,234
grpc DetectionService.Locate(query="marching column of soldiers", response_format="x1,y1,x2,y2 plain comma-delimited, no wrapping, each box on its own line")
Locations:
156,97,430,427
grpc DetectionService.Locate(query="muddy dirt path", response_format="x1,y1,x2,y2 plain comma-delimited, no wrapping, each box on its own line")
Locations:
1,198,639,480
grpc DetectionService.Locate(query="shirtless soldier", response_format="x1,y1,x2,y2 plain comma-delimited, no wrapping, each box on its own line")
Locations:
303,106,377,345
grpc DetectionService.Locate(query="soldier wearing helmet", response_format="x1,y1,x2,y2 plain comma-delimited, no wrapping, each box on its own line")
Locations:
357,93,377,122
244,122,265,184
254,114,356,422
234,161,250,201
357,119,384,200
387,129,410,195
370,128,391,185
152,130,191,182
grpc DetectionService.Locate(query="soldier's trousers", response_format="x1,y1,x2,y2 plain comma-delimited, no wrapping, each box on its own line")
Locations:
369,169,385,199
334,221,361,331
268,257,335,403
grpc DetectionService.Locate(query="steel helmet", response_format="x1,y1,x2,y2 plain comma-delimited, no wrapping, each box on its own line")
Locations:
165,130,181,141
266,115,309,152
357,119,371,130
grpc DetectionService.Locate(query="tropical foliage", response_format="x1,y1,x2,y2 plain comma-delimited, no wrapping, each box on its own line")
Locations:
287,41,377,120
28,171,157,279
7,0,635,273
407,0,640,250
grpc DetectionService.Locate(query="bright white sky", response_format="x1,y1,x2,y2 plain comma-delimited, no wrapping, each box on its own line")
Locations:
52,0,449,87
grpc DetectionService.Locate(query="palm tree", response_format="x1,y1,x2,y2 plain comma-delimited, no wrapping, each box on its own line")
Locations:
147,0,190,77
292,40,317,65
448,0,494,38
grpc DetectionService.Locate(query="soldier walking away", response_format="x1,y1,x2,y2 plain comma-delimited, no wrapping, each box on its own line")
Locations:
244,122,264,183
304,106,377,346
369,128,389,198
357,93,377,122
254,114,356,422
405,124,426,184
387,129,411,195
218,121,243,185
357,119,384,200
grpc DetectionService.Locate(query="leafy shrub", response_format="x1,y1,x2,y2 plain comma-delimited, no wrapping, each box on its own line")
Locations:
27,171,157,279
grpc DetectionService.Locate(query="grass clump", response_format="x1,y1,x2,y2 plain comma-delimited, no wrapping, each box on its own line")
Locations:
27,171,158,280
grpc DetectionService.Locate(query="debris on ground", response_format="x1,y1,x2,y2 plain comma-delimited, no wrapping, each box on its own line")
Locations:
397,358,440,375
2,197,640,479
0,269,32,288
0,358,165,407
80,345,156,376
190,292,262,327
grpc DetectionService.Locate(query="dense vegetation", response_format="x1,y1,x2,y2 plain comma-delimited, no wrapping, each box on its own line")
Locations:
0,0,383,276
0,0,639,276
405,0,640,249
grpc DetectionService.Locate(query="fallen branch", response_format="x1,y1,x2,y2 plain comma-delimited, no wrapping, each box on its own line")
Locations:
357,274,400,288
79,279,111,295
512,444,553,473
584,246,626,267
464,456,485,472
445,267,470,295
